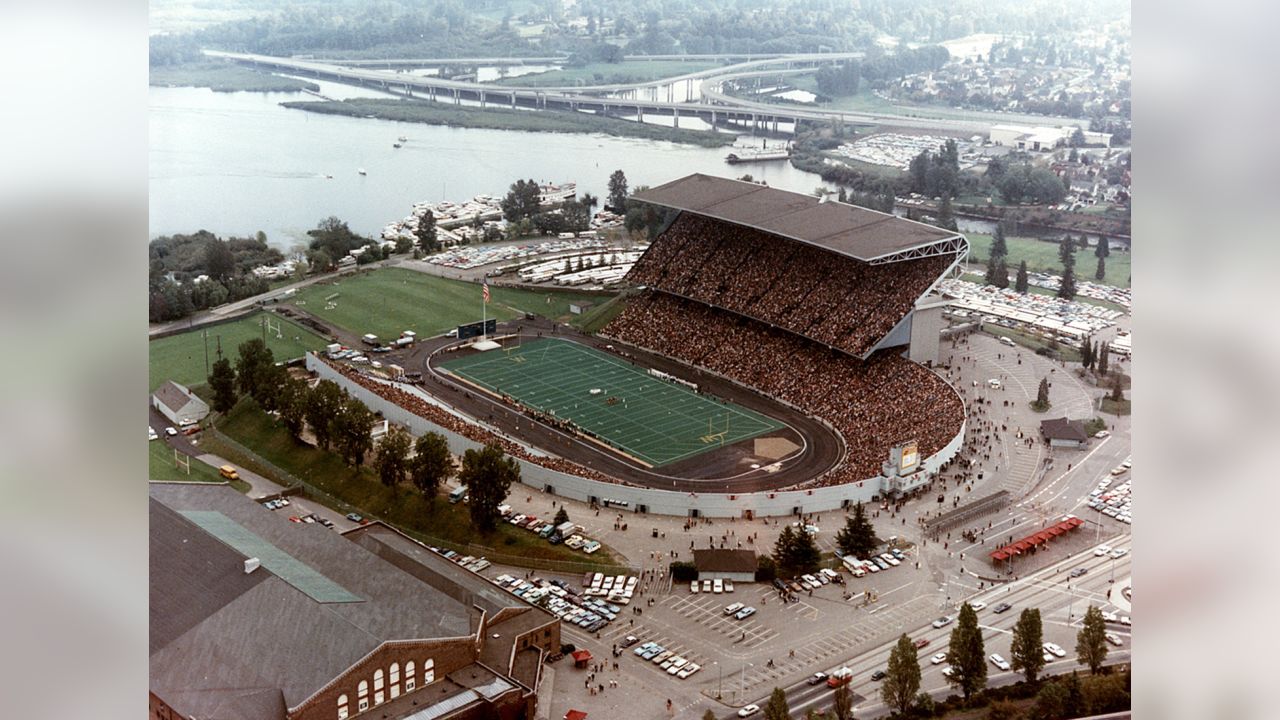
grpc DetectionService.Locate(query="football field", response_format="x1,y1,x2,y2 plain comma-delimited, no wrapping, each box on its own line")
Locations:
440,338,785,467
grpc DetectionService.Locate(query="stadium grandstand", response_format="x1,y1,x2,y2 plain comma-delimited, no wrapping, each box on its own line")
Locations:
602,174,969,488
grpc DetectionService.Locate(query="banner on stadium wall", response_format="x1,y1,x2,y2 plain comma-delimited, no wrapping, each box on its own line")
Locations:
894,441,920,475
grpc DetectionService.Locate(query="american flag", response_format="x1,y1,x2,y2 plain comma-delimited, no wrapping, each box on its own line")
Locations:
482,280,490,304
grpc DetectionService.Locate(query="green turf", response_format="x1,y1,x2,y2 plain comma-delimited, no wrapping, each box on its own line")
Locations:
148,440,226,483
966,233,1131,289
288,267,609,340
149,312,330,392
440,338,784,467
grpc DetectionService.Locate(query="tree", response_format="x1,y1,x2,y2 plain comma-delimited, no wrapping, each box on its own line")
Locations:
1079,337,1093,369
234,338,275,402
914,692,936,717
991,222,1008,258
1057,265,1077,300
305,379,344,450
763,686,791,720
276,377,307,438
553,506,570,526
333,396,375,466
1058,235,1076,268
410,432,453,506
414,211,438,252
1095,236,1110,258
502,179,542,222
702,711,717,720
607,169,629,213
881,634,922,716
1075,605,1109,674
1015,260,1029,293
1033,377,1051,411
993,258,1010,289
204,238,236,282
1095,255,1106,281
1109,375,1125,402
947,602,987,699
835,502,878,559
1063,672,1085,717
460,443,519,532
986,699,1020,720
580,192,599,212
1032,680,1068,720
1010,608,1046,683
832,681,853,720
374,426,412,487
208,357,238,413
934,194,958,231
773,525,820,575
1097,345,1109,377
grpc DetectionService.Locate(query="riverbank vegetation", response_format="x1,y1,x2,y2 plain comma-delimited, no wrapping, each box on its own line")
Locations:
150,61,320,93
149,231,287,323
280,98,734,147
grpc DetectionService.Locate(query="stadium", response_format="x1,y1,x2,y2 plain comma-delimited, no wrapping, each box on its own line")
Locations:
308,174,970,518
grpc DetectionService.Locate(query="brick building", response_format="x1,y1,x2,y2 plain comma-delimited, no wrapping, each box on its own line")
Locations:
149,483,559,720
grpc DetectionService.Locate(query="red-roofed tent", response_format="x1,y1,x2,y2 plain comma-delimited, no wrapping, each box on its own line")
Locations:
565,710,589,720
571,649,593,668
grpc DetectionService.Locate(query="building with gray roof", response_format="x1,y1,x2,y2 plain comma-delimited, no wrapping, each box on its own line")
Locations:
149,483,558,720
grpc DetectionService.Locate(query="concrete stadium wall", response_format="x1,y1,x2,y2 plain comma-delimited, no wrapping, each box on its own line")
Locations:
309,355,966,518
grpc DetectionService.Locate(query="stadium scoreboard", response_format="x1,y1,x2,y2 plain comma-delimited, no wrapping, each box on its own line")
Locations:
457,319,497,340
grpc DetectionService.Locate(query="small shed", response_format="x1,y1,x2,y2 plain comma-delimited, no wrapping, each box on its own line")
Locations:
692,549,757,583
570,649,593,669
151,380,210,426
1040,417,1089,449
569,301,595,315
565,711,588,720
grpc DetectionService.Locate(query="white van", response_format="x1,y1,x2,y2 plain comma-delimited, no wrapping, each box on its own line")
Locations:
988,379,1002,389
999,337,1016,347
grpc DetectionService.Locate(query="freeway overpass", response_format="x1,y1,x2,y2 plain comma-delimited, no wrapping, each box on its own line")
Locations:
204,50,998,135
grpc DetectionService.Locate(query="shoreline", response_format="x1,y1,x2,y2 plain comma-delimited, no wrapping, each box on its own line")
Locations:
279,97,736,148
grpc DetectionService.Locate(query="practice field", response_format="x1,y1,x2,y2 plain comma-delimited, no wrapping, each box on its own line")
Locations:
440,338,786,467
289,267,605,341
149,312,329,391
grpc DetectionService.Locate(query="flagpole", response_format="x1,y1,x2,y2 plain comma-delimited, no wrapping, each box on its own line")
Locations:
482,279,487,341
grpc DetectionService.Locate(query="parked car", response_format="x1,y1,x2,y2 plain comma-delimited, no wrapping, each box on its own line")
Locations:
735,606,757,620
690,581,699,594
620,635,640,649
165,426,178,437
345,513,363,523
738,704,760,717
724,603,745,616
713,579,724,594
1043,642,1066,658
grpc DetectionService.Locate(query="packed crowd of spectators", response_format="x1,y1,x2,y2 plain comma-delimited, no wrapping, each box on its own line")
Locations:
627,214,954,357
604,291,965,486
320,358,623,484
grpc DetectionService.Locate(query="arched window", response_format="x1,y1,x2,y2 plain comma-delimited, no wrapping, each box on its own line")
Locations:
390,662,401,699
357,681,369,712
337,694,349,720
405,661,416,692
424,658,435,685
373,669,383,691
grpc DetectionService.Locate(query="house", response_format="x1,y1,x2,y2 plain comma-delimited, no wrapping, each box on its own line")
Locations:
691,549,758,583
151,380,210,426
1040,417,1089,449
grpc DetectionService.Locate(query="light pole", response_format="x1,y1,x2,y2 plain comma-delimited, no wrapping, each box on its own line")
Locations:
715,661,722,699
739,662,753,699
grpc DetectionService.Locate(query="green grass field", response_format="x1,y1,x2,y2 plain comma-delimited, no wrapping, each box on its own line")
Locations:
441,338,784,467
149,312,330,391
966,233,1131,289
148,441,231,484
289,268,608,340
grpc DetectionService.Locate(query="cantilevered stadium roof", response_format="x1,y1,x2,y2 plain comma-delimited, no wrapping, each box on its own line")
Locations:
632,174,965,263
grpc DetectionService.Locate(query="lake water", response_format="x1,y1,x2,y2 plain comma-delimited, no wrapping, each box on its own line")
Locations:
149,77,823,249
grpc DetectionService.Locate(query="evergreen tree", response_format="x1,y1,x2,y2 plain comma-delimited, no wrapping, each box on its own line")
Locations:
1058,235,1076,268
1109,375,1125,402
1095,236,1110,258
882,634,922,716
773,525,821,575
1095,255,1106,281
1034,377,1051,411
1015,260,1029,293
935,194,958,231
947,602,987,699
415,210,439,252
410,432,453,507
553,506,570,526
1097,346,1109,376
1057,265,1077,300
1010,608,1046,683
764,687,791,720
1079,337,1093,369
1063,671,1085,717
460,443,519,532
234,338,275,402
208,356,238,413
1075,605,1109,674
992,223,1008,257
607,169,629,213
835,502,878,559
703,711,717,720
994,258,1010,289
374,426,412,487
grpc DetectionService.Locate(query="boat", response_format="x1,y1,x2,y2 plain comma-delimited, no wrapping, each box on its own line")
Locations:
397,135,408,142
357,168,367,175
725,149,791,164
324,174,333,179
393,143,402,148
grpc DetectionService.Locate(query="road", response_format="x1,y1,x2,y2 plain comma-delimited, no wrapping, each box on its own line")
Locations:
719,537,1131,719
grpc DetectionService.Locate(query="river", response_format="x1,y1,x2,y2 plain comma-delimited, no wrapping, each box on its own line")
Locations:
149,76,823,249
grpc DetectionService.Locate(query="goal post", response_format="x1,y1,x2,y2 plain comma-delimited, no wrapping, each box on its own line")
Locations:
173,448,191,475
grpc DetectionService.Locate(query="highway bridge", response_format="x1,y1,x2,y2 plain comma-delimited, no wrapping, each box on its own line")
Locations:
205,50,997,135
